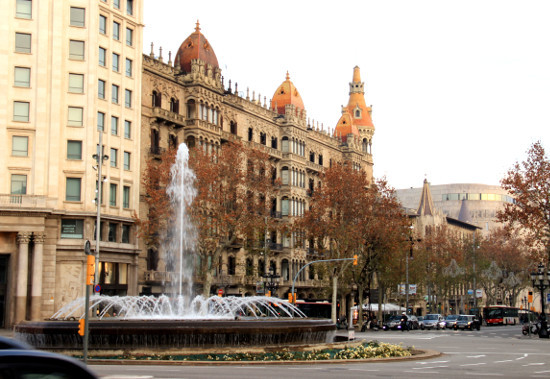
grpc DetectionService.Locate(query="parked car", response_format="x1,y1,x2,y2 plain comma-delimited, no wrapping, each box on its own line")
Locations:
383,315,403,330
455,314,481,330
0,336,97,378
444,314,460,329
420,314,445,330
417,315,425,328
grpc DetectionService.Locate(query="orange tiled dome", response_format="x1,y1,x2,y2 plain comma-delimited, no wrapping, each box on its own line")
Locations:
334,112,360,141
174,21,219,74
271,72,305,114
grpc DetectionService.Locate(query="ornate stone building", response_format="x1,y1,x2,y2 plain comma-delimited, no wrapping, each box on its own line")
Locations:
139,23,375,300
0,0,143,328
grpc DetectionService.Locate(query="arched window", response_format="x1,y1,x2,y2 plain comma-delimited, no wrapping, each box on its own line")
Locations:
230,121,237,135
152,91,161,108
282,136,289,153
186,136,196,148
281,197,289,216
169,134,178,149
282,259,289,281
258,259,265,276
186,99,196,119
281,167,289,185
170,98,179,113
150,129,160,154
246,258,254,276
228,256,236,275
362,138,368,153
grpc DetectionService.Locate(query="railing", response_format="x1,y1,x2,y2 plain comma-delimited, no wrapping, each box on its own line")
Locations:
144,271,177,282
0,195,50,209
306,160,323,172
149,146,165,155
152,107,185,127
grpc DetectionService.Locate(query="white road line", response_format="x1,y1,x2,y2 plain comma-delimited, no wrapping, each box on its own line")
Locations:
494,359,514,363
460,362,487,367
534,370,550,374
416,361,449,364
404,371,440,374
412,366,449,370
516,353,528,360
522,363,545,366
464,373,503,376
467,354,486,358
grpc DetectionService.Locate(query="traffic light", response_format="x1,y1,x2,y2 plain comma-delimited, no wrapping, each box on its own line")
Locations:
86,255,95,285
353,255,358,265
78,319,85,336
288,292,296,304
528,291,533,303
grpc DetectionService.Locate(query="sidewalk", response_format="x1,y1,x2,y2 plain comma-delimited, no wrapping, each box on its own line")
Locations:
0,329,14,337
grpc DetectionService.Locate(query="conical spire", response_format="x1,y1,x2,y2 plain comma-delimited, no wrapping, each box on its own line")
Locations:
417,179,436,216
458,198,473,223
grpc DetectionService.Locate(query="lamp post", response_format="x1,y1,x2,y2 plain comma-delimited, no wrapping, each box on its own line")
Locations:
349,282,358,339
262,266,280,297
530,263,549,338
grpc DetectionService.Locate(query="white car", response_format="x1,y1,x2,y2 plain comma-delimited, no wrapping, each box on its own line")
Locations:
421,314,445,330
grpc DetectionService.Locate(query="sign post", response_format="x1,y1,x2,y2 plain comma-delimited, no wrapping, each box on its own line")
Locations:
82,240,92,364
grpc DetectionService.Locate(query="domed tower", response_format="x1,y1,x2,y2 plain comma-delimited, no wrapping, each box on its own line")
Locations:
271,72,305,115
334,66,374,147
174,21,219,74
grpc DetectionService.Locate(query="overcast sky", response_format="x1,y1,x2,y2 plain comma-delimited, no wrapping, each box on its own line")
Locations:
143,0,550,189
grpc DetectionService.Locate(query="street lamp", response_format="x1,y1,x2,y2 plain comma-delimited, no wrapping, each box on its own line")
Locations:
262,266,280,297
530,263,550,338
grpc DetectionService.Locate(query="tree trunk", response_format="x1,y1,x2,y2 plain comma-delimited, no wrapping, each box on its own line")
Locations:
331,275,338,323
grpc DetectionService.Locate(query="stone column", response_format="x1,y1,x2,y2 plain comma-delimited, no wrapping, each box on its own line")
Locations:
15,232,32,324
31,233,45,320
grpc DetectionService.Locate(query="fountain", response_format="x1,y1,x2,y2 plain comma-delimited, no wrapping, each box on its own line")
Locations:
15,144,335,350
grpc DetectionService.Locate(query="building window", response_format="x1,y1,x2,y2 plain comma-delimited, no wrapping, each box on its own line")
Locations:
110,148,117,167
123,151,130,170
67,140,82,160
126,28,133,46
61,219,84,239
111,84,119,103
111,116,118,135
97,111,105,131
112,21,120,40
68,106,83,126
13,101,29,122
109,183,117,206
99,47,106,66
121,224,130,242
70,7,85,27
98,79,105,99
69,40,85,60
113,0,120,9
124,120,131,139
66,178,81,201
112,53,119,72
15,33,31,53
14,67,30,87
11,174,27,195
68,73,84,93
126,0,133,15
16,0,32,19
108,222,117,241
125,58,132,77
124,89,132,108
12,136,28,156
99,15,107,34
123,186,130,208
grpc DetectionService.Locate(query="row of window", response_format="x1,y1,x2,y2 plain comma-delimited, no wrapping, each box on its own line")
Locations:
99,14,134,46
99,48,133,76
101,0,134,17
61,219,132,244
15,0,134,22
441,193,515,203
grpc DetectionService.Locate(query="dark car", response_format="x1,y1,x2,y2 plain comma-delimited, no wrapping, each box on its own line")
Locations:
383,315,403,330
0,337,97,379
407,315,420,330
455,314,481,330
444,314,460,329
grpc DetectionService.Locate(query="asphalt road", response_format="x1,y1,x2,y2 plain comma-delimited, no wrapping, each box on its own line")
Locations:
91,325,550,379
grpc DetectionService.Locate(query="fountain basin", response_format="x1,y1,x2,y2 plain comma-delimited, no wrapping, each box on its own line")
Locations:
15,319,336,350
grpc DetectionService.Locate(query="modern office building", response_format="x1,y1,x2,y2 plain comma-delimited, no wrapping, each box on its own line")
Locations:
0,0,143,328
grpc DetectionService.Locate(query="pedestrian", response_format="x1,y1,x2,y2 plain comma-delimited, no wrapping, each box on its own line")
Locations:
400,311,408,332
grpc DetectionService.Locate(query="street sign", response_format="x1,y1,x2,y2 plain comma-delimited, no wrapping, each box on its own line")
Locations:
547,293,550,303
217,288,224,297
94,284,101,293
476,289,483,298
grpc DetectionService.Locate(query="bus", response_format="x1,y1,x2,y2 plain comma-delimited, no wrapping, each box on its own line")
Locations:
294,300,332,319
483,305,520,325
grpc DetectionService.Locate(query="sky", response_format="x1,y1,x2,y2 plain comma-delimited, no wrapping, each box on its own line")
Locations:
143,0,550,189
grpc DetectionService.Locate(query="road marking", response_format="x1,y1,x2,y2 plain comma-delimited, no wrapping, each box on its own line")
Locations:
460,362,486,367
464,373,503,376
467,354,486,358
534,370,550,374
412,366,449,370
522,363,545,366
405,370,440,374
416,360,449,364
516,353,528,360
494,359,514,363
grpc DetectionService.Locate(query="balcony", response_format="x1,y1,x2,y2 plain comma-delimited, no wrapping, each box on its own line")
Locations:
149,146,165,156
144,270,177,283
0,195,51,209
247,141,282,160
306,160,323,172
152,107,185,127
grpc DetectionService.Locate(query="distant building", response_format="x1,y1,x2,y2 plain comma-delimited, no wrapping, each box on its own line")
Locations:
396,182,512,235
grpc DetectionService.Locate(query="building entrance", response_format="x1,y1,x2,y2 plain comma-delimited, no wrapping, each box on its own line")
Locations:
0,255,9,327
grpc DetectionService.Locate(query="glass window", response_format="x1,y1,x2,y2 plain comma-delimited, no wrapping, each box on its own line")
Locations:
111,116,118,135
97,111,105,131
11,174,27,195
108,222,117,241
15,33,31,53
123,151,130,170
126,28,133,46
124,120,131,139
69,40,85,60
125,58,132,77
126,0,133,15
109,183,117,206
112,84,119,103
112,21,120,40
124,89,132,108
70,7,85,27
98,79,105,99
16,0,32,19
121,224,130,242
68,106,83,126
103,262,114,283
112,53,119,71
66,178,81,201
14,67,30,87
13,101,29,122
99,47,106,66
123,186,130,208
67,140,82,160
110,148,117,167
113,0,120,8
99,15,107,34
12,136,29,156
61,219,83,239
68,73,84,93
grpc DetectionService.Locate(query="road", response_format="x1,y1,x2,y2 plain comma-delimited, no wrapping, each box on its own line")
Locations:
91,326,550,379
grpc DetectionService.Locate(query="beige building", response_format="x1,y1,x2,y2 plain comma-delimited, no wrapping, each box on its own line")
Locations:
0,0,143,328
139,24,375,299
